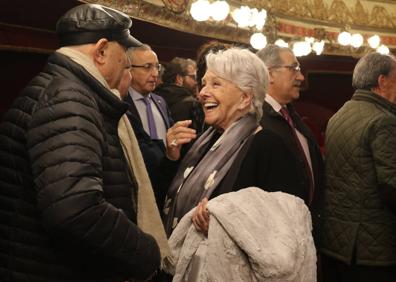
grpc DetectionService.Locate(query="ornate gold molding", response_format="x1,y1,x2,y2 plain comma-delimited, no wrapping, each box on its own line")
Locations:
82,0,396,56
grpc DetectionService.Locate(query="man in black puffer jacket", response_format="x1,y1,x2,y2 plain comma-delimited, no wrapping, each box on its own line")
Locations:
0,4,160,282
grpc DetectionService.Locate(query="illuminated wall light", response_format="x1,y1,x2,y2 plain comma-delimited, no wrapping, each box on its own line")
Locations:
250,33,267,50
312,40,325,55
247,8,267,29
293,41,312,57
190,0,211,21
253,9,267,30
232,6,266,29
350,33,363,48
376,44,390,55
338,31,352,46
305,37,315,44
232,6,251,27
248,8,259,27
368,35,380,49
275,39,288,48
210,1,230,21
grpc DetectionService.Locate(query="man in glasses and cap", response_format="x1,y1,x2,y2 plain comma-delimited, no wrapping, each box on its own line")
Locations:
0,4,161,282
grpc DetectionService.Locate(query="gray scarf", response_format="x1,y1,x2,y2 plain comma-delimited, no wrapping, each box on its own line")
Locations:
163,114,258,236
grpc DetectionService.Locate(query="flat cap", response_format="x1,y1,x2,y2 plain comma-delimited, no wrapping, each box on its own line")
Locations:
56,4,142,48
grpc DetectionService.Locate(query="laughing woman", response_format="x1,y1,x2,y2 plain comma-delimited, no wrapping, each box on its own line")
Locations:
162,47,269,236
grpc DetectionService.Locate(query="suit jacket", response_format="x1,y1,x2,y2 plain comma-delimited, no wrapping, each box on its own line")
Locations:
124,91,174,210
233,102,324,244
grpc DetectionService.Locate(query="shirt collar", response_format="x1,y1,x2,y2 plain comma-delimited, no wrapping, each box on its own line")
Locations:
265,94,283,113
129,87,152,102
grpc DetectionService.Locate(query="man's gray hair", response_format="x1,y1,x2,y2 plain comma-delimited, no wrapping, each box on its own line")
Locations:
206,47,269,121
352,52,396,90
256,44,292,68
127,44,152,61
171,57,196,76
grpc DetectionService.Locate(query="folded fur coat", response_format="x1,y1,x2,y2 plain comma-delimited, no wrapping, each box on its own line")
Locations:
163,187,316,282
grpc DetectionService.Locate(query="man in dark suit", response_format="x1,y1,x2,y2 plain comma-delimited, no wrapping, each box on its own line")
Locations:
254,44,324,242
125,44,173,210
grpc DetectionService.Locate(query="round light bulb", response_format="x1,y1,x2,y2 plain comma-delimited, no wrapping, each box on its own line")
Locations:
232,6,251,27
210,1,230,21
338,31,351,46
312,40,325,55
190,0,211,21
305,37,315,44
250,33,267,50
275,39,288,48
293,41,312,57
368,35,380,49
350,33,363,48
376,44,390,55
253,9,267,30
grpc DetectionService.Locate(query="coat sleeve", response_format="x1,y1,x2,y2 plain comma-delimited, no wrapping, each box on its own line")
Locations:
371,115,396,213
27,83,160,280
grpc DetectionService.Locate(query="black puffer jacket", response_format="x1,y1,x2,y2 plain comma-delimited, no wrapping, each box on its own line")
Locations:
0,52,160,281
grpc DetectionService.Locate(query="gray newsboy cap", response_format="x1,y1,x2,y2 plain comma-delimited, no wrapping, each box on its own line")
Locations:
56,4,142,48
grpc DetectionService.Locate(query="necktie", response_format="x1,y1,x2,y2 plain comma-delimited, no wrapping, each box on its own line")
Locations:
143,96,158,139
280,107,314,205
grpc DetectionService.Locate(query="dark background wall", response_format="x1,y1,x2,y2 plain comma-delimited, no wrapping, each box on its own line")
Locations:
0,0,357,137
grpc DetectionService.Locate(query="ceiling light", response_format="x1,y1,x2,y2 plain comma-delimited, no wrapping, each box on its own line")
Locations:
350,33,363,48
368,35,380,49
376,44,390,55
190,0,211,21
305,37,315,44
293,41,312,57
232,6,251,27
250,33,267,50
275,39,288,48
210,1,230,21
250,8,267,29
232,6,266,29
338,31,352,46
312,40,325,55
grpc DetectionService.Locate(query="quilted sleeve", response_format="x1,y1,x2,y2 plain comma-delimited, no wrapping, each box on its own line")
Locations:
371,115,396,212
27,80,160,280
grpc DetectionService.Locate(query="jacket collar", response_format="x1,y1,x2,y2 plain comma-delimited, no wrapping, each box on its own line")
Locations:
48,52,128,119
353,89,396,115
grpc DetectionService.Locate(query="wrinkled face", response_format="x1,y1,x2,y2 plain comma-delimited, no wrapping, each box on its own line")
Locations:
198,70,250,131
103,42,130,89
182,64,198,92
130,50,159,95
268,50,304,105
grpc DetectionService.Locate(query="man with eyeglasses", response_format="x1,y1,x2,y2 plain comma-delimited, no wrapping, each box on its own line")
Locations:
236,44,323,245
170,57,199,94
155,58,205,133
125,44,174,210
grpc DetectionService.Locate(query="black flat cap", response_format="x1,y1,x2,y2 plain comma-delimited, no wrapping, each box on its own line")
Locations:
56,4,142,48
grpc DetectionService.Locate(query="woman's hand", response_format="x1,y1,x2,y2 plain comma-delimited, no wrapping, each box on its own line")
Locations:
192,197,209,236
166,120,197,161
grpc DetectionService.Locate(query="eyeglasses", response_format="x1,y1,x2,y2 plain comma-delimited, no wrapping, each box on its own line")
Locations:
270,64,301,72
184,74,197,80
131,63,162,72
